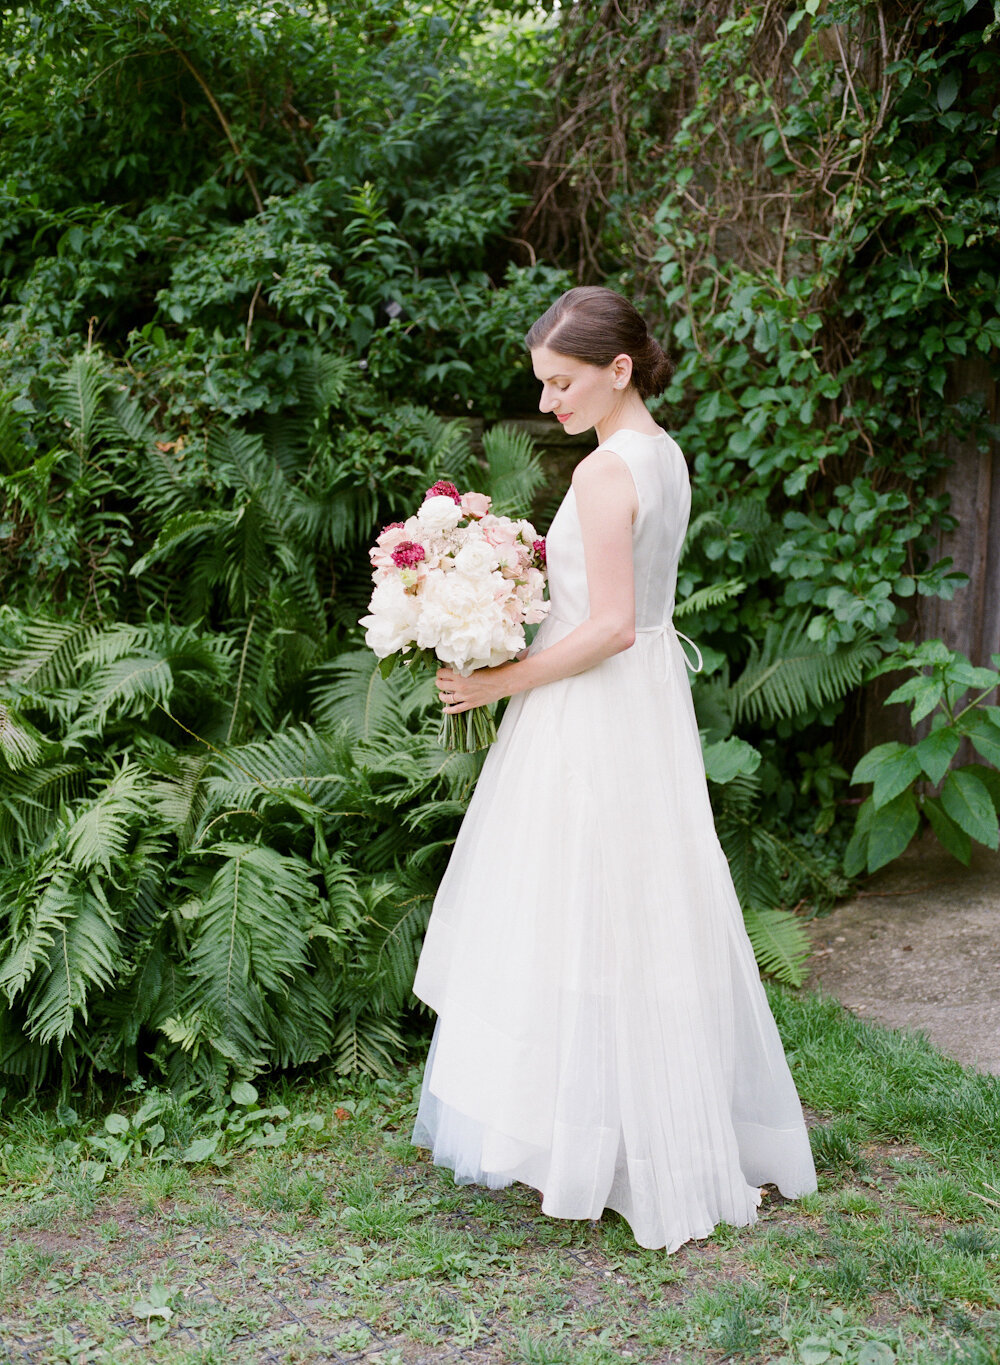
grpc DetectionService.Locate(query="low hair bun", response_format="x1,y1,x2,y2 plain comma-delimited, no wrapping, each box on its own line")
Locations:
525,285,673,402
631,337,674,400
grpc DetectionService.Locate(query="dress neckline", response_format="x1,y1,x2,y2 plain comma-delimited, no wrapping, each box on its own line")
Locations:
600,427,668,442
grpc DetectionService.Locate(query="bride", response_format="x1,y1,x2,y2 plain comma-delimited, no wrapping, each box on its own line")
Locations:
409,285,817,1252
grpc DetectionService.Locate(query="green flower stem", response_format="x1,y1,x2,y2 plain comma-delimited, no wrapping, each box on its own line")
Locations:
440,705,498,752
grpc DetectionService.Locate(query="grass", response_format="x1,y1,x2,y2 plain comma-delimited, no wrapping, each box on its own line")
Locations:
0,988,998,1364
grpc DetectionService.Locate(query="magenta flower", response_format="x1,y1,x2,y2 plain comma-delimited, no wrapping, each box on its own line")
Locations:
380,521,405,536
391,541,427,569
533,538,547,567
424,480,462,505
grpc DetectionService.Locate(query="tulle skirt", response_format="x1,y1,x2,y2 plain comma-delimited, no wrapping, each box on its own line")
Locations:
410,617,817,1252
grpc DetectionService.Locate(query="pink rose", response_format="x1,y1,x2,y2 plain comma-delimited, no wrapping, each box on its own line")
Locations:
533,537,546,567
370,523,410,570
461,491,492,520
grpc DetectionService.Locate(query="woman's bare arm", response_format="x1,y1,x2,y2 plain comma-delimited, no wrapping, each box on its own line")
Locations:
438,449,637,712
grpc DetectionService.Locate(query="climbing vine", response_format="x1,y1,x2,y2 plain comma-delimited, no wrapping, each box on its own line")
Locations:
524,0,999,823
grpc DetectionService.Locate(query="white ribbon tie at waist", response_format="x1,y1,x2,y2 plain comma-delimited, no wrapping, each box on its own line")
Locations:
635,623,704,675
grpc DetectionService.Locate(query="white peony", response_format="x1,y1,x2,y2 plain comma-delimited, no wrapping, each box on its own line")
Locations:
416,569,524,673
359,574,420,657
417,495,463,535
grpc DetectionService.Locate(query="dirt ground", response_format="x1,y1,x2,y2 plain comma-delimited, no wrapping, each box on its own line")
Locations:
807,831,1000,1075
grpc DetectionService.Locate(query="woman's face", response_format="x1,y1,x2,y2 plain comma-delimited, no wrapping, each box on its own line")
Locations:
531,345,630,437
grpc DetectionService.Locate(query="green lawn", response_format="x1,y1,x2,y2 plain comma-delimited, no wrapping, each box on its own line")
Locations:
2,989,999,1365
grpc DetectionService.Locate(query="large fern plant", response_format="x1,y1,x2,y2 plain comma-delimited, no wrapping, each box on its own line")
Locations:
0,350,545,1093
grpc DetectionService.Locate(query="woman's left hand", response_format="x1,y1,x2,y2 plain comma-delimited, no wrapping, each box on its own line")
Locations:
436,663,515,713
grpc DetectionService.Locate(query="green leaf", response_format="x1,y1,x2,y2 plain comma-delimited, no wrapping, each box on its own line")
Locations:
702,736,762,784
884,674,943,723
851,742,908,786
915,727,960,785
104,1114,129,1135
923,797,971,866
866,791,919,872
843,798,875,877
181,1136,219,1163
964,713,1000,768
871,746,922,810
858,1345,896,1365
231,1080,259,1106
936,71,960,111
966,763,1000,807
798,1339,831,1365
940,769,1000,849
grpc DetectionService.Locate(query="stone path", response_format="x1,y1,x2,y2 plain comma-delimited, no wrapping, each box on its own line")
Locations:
807,833,1000,1075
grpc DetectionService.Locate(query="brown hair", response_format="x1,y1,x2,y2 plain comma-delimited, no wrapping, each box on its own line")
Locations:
524,286,674,400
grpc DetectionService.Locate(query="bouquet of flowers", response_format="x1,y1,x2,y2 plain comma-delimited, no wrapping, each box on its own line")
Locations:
360,480,549,750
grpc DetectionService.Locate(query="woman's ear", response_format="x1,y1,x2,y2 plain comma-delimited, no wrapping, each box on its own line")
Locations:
611,353,633,389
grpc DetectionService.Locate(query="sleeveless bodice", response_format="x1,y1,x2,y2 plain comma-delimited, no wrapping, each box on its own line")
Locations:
543,429,691,630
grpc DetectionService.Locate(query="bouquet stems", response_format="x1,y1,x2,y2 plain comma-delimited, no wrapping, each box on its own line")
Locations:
440,704,498,752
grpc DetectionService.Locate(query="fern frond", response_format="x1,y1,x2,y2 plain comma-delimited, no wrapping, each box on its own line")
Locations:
51,353,107,459
24,872,121,1044
330,1012,404,1077
0,762,88,857
0,392,31,476
0,701,46,770
311,651,421,741
0,618,98,693
361,877,434,1014
682,509,725,556
149,753,212,850
717,810,783,911
481,423,545,516
417,412,475,486
107,388,196,518
742,907,811,987
129,509,237,578
204,725,348,811
61,761,146,873
187,843,318,1065
730,614,881,724
675,578,745,619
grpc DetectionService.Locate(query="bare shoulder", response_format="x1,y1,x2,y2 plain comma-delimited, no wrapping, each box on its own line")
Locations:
571,445,634,491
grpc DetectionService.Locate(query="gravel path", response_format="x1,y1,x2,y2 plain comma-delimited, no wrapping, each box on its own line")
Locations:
807,833,1000,1075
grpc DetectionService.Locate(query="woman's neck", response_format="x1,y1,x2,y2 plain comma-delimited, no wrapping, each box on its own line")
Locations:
595,395,661,444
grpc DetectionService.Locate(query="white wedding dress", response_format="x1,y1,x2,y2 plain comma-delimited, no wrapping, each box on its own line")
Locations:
410,428,817,1251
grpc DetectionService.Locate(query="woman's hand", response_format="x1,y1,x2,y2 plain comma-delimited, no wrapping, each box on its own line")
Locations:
436,663,516,713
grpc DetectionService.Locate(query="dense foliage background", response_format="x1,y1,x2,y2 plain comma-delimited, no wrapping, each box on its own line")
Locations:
0,0,997,1097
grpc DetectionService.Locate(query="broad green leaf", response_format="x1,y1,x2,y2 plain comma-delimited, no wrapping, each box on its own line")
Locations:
923,797,971,866
843,797,874,876
940,769,1000,849
182,1136,219,1163
871,746,922,810
798,1339,831,1365
231,1080,259,1106
702,736,762,784
947,661,1000,690
915,727,960,785
867,791,919,871
858,1344,896,1365
104,1113,129,1135
936,70,960,111
851,742,908,786
885,674,943,723
967,763,1000,807
964,713,1000,768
